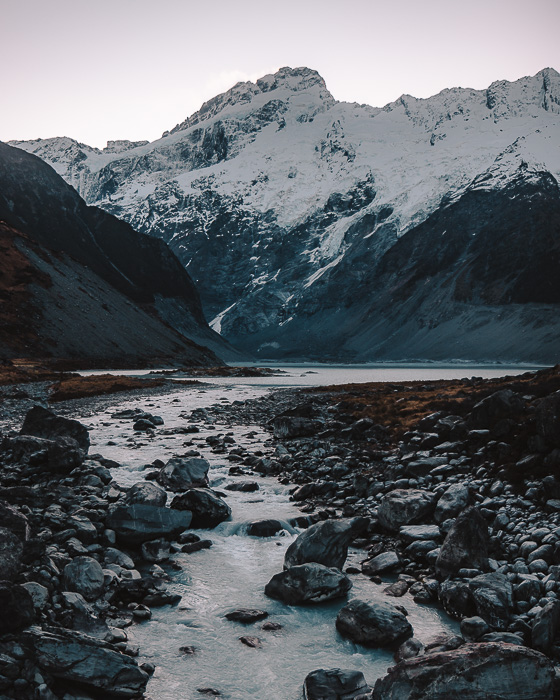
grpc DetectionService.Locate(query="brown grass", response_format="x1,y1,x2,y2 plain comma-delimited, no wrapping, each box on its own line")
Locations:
49,374,165,402
310,365,560,436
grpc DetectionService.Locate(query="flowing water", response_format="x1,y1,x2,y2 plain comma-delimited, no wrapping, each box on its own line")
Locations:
83,366,536,699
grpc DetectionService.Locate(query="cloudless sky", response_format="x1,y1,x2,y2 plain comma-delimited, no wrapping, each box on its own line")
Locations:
1,0,559,148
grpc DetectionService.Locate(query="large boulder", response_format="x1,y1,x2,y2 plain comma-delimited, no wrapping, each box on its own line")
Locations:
63,556,105,602
304,668,372,700
265,563,352,605
24,626,149,697
46,436,85,473
434,484,469,524
372,642,554,699
531,600,560,654
436,507,489,577
535,390,560,448
125,481,167,507
468,573,513,630
20,406,90,453
284,517,368,570
378,490,436,532
158,456,209,491
336,599,413,648
0,526,23,581
0,582,35,633
106,504,192,544
468,390,525,428
170,488,231,528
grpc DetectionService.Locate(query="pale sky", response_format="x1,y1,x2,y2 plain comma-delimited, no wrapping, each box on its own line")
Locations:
2,0,559,148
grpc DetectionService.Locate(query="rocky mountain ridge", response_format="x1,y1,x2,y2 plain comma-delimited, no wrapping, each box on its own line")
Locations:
10,66,560,362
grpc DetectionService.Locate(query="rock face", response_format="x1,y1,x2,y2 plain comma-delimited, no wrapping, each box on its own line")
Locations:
25,627,149,697
304,668,372,700
265,563,352,605
372,642,554,699
13,68,560,363
158,456,210,491
436,507,489,577
20,406,90,453
106,504,192,544
378,490,436,532
63,556,105,602
284,517,368,570
336,599,413,647
170,488,231,528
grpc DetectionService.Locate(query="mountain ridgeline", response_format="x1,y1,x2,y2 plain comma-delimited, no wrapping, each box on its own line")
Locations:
11,66,560,362
0,142,235,365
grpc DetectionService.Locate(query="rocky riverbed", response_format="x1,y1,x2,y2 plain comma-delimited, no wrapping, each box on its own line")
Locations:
0,365,560,699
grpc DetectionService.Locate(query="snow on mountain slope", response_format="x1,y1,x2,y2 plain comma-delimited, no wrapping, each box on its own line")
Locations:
10,66,560,362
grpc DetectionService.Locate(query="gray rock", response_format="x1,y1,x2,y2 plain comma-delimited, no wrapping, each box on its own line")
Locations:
469,573,513,629
0,500,30,540
460,616,490,640
284,517,368,570
106,504,192,544
141,538,170,563
531,599,560,653
436,507,489,577
304,668,371,700
0,582,34,633
378,490,435,532
336,599,413,647
535,390,560,447
362,551,401,576
0,526,23,581
469,390,525,428
21,582,49,610
399,524,441,542
272,416,323,439
439,580,475,619
224,481,259,492
225,609,268,623
246,519,286,537
372,642,553,699
265,563,352,605
434,484,469,523
63,556,105,602
158,456,209,491
25,626,149,697
46,436,84,473
20,406,90,452
125,482,167,507
170,488,231,528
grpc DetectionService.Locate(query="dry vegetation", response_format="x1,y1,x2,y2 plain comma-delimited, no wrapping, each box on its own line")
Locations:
312,365,560,436
48,374,166,402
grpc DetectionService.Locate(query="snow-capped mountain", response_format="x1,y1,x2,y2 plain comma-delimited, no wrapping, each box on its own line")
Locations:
11,66,560,362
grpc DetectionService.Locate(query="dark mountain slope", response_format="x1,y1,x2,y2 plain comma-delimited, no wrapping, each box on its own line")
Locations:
235,165,560,363
0,143,235,364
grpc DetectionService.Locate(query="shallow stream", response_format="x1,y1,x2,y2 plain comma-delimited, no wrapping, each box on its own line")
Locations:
82,367,526,699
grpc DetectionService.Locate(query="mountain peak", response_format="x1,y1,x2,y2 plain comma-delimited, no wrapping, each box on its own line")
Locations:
167,66,334,135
